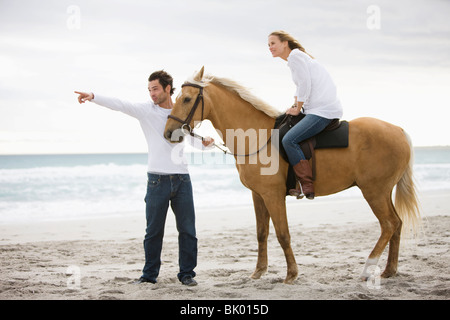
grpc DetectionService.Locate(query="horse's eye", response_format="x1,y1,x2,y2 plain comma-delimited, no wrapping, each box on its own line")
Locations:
183,97,192,104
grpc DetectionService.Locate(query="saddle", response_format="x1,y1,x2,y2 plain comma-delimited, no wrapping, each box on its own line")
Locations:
274,113,349,195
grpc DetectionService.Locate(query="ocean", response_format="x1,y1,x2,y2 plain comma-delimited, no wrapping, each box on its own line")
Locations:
0,147,449,223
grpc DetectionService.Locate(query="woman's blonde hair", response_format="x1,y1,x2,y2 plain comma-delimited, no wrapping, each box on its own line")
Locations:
269,30,314,59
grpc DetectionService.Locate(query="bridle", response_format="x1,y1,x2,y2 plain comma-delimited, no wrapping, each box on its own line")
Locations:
167,83,204,135
167,82,273,157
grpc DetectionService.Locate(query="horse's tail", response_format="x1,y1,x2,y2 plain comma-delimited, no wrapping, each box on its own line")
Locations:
395,131,422,236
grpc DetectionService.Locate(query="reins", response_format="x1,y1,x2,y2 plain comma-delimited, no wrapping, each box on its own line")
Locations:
168,82,274,157
193,130,273,158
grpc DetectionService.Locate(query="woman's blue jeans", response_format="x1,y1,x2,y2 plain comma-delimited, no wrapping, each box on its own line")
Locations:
142,173,197,283
282,114,332,165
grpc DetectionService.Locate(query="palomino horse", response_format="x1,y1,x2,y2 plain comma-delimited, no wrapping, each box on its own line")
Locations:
164,67,421,284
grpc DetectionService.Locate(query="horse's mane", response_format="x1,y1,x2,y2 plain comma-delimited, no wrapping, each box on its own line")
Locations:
184,73,283,119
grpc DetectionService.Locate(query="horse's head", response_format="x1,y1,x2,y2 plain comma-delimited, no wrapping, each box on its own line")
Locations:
164,67,209,143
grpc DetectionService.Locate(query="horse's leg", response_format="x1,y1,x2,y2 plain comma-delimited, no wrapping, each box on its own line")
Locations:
250,191,270,279
360,191,402,280
379,194,402,278
262,193,298,284
384,203,402,278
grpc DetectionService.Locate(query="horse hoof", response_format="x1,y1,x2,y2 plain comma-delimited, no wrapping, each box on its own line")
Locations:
360,275,369,282
381,270,397,278
283,272,298,284
250,268,267,279
283,277,297,285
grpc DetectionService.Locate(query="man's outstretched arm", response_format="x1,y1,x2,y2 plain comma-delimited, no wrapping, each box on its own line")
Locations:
74,91,148,119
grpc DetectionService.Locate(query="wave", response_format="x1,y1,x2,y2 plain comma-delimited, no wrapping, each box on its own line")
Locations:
0,156,449,223
414,163,450,191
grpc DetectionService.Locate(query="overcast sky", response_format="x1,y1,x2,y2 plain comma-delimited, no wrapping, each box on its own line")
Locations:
1,0,449,154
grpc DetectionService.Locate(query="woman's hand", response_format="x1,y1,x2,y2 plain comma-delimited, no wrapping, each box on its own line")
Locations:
286,100,304,116
286,105,301,116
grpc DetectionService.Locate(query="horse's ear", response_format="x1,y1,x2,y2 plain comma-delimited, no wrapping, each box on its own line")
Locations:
194,66,204,81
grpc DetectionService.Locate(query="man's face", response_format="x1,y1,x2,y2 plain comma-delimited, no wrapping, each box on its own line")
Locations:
148,80,170,105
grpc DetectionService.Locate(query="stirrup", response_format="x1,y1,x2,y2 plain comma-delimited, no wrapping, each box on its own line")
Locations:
289,181,304,199
289,189,304,199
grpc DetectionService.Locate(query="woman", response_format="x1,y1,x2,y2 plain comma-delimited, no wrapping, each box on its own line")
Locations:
268,30,343,199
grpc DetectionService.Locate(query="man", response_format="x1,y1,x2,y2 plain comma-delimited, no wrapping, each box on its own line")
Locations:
75,70,212,286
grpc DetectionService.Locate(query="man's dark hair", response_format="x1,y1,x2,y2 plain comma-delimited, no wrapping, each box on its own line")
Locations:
148,70,175,96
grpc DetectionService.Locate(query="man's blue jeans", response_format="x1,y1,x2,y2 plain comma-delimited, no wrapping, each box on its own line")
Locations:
282,114,332,165
142,173,197,283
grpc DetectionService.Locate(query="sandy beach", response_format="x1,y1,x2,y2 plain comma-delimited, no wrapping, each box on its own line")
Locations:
0,191,449,301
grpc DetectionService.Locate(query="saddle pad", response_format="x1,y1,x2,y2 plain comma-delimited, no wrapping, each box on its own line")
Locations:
275,115,349,163
274,115,349,195
314,120,349,149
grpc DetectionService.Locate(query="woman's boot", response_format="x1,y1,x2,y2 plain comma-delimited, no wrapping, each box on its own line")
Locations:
289,160,315,200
